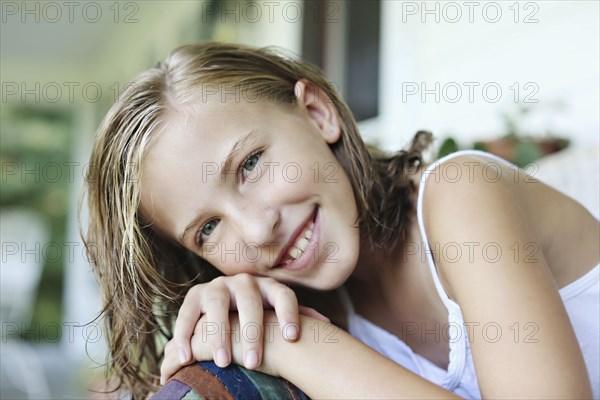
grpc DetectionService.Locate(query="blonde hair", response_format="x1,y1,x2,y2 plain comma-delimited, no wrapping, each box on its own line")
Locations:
81,41,432,399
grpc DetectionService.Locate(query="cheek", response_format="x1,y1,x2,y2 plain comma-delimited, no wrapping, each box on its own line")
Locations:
219,265,254,276
203,249,257,276
210,260,254,276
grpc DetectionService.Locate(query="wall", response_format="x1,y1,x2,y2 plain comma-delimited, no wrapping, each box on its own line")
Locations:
376,1,599,151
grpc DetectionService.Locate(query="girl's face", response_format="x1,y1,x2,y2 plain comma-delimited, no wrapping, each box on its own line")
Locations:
140,83,360,290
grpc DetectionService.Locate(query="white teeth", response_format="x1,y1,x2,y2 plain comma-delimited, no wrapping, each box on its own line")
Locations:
297,238,309,252
281,220,315,265
304,229,312,240
288,246,301,259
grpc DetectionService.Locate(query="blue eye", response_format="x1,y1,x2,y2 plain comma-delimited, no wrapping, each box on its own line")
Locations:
202,220,218,235
240,151,262,180
243,154,259,172
196,219,219,246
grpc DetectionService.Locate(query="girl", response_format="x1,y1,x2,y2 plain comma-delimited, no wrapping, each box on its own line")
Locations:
83,42,599,399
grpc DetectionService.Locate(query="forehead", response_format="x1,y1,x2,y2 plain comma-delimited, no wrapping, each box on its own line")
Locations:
149,98,296,160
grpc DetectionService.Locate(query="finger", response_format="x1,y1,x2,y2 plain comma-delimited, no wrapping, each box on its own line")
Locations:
172,284,206,366
163,339,178,366
164,339,174,354
190,329,215,364
193,315,245,370
160,346,187,385
257,279,300,342
203,283,232,368
298,305,331,323
231,276,264,369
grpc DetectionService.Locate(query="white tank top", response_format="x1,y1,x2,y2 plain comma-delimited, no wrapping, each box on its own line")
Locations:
338,150,600,399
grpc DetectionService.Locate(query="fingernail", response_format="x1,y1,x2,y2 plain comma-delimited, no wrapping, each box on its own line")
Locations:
178,348,188,364
283,323,298,341
216,348,229,367
245,350,258,369
160,377,165,385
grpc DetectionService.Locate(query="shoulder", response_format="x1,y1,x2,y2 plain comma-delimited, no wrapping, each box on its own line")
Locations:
418,152,540,300
417,153,592,397
420,152,531,242
421,151,516,192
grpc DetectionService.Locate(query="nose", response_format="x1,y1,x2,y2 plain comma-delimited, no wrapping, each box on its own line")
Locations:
231,201,279,246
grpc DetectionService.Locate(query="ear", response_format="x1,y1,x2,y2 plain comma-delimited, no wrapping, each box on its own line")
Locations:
293,79,341,144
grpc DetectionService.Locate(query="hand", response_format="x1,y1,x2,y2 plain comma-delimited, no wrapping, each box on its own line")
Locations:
162,312,337,382
193,312,281,377
163,314,461,400
161,273,328,384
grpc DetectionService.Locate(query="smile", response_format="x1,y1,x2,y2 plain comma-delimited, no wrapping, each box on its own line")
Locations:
274,206,320,271
280,221,314,265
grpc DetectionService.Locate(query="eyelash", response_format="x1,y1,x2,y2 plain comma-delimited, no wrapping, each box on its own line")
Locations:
239,149,263,181
194,149,264,247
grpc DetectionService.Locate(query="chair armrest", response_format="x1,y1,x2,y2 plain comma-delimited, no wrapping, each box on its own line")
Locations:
151,361,309,400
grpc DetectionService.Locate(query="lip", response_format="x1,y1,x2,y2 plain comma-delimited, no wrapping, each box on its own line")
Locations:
273,205,319,270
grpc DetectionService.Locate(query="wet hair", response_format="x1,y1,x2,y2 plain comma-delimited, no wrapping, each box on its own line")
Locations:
81,41,433,398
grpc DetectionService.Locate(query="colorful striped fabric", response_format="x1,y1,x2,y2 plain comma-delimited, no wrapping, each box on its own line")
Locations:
151,361,309,400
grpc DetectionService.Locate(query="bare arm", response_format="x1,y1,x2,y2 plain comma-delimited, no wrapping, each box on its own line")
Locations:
271,315,460,399
185,313,462,399
423,155,593,399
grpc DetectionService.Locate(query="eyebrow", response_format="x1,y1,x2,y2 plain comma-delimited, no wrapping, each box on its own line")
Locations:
177,129,259,245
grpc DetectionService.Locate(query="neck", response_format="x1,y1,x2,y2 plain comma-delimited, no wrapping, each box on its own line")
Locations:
352,216,416,280
347,163,429,303
352,237,399,284
348,207,433,305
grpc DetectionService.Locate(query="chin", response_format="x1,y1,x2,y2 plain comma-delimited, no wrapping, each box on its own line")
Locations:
312,258,357,291
312,278,348,291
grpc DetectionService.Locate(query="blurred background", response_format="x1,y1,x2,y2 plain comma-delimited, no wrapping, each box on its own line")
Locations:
1,0,598,398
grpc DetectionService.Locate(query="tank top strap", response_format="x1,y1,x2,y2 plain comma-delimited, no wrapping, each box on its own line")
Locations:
417,150,516,311
416,150,517,389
